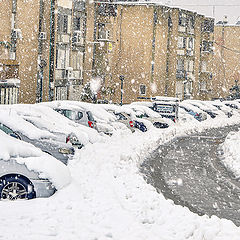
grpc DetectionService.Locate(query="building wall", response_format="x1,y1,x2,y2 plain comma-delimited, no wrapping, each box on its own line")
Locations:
0,0,12,43
16,0,40,103
87,3,215,104
1,0,216,104
213,25,240,99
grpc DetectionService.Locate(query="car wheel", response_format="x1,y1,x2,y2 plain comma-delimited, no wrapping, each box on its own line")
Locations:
0,176,35,200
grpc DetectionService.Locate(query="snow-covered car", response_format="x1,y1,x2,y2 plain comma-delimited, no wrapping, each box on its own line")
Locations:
184,100,221,119
54,107,98,130
180,102,208,121
208,100,234,118
127,104,172,129
223,100,240,113
3,104,100,148
152,96,179,122
178,106,198,123
107,110,137,133
0,121,74,165
0,131,71,200
100,104,148,132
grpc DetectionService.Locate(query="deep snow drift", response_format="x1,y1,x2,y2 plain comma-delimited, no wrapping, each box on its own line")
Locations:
1,106,240,239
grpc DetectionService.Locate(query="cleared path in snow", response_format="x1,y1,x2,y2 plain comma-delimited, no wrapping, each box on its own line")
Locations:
141,124,240,226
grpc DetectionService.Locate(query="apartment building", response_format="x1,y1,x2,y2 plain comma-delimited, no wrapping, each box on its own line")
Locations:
212,23,240,99
84,1,215,103
1,0,215,104
0,0,20,104
0,0,53,104
0,0,86,104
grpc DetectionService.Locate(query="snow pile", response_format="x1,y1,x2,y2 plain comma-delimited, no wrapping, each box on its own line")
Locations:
0,102,240,239
0,131,70,189
221,130,240,178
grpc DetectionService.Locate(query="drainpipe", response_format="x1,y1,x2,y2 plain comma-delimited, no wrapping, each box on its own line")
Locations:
150,7,157,83
48,0,55,101
11,0,17,59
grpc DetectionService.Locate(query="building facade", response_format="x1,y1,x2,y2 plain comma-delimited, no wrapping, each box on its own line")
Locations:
0,0,20,104
0,0,215,105
84,2,215,104
212,24,240,99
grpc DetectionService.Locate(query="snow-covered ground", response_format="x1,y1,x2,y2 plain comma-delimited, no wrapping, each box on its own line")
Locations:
1,103,240,239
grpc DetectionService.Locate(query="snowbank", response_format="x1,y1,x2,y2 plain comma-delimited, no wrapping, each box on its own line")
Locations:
221,130,240,178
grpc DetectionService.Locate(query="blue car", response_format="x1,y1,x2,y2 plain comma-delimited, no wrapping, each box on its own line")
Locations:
134,120,147,132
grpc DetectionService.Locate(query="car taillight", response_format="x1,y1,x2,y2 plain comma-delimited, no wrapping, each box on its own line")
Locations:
66,135,70,143
88,121,93,128
129,121,134,127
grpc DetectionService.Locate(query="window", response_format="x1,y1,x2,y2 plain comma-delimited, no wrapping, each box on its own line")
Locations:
86,111,95,121
177,36,186,49
97,3,117,17
73,17,81,31
187,37,194,50
201,61,207,72
0,123,14,135
58,14,69,34
73,1,85,12
179,12,187,27
186,60,194,72
98,23,110,40
72,51,83,70
55,86,67,100
200,81,207,91
139,85,146,95
202,41,213,53
77,112,83,120
202,20,214,33
188,15,195,30
176,59,185,78
0,88,5,104
56,45,70,69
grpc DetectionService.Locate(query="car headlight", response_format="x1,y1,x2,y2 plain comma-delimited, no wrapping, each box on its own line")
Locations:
58,148,71,154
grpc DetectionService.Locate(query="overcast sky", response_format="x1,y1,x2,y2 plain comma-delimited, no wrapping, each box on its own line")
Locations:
166,0,240,24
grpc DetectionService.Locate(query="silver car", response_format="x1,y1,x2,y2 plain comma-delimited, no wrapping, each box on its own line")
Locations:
0,158,56,200
0,122,74,165
54,107,98,130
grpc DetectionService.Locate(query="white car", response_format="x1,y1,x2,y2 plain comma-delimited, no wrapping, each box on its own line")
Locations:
0,131,70,200
127,104,172,129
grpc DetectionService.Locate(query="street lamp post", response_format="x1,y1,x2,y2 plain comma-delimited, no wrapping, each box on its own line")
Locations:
120,75,124,105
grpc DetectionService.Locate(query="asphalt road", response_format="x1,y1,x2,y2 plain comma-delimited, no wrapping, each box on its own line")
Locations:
141,124,240,226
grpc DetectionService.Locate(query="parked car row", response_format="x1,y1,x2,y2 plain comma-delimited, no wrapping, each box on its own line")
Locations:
1,98,240,201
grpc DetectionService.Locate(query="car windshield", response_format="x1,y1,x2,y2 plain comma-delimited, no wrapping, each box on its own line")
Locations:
64,110,77,120
86,111,95,121
0,123,14,135
115,113,127,120
156,104,175,113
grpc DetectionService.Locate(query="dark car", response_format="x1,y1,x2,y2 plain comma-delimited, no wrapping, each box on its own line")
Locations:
134,120,147,132
0,122,74,165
